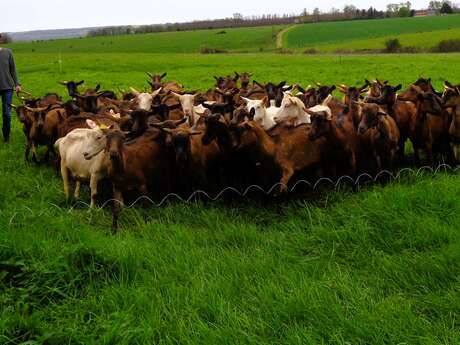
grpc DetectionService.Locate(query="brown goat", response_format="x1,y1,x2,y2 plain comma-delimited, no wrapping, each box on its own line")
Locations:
235,121,326,194
399,85,451,165
442,83,460,160
105,128,171,229
306,106,358,176
357,103,400,171
368,83,417,162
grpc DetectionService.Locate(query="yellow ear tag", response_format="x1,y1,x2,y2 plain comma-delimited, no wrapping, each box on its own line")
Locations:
99,124,109,130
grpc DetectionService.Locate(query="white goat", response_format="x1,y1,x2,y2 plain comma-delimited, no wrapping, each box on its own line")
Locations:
55,120,110,208
241,97,279,131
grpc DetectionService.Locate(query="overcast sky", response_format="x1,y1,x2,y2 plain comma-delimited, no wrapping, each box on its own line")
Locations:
3,0,431,32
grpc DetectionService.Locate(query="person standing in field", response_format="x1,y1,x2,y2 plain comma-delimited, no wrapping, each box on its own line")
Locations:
0,41,21,143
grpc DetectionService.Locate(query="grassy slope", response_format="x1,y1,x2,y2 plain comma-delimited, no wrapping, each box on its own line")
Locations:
314,28,460,52
6,26,283,54
1,52,460,344
284,14,460,49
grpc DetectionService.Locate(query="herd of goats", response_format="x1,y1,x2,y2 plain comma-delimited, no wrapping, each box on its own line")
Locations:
11,71,460,229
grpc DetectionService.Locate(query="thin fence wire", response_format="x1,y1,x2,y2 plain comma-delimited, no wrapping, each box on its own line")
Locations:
13,163,458,217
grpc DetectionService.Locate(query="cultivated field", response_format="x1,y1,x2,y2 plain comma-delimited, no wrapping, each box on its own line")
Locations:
6,25,283,54
1,48,460,343
284,14,460,51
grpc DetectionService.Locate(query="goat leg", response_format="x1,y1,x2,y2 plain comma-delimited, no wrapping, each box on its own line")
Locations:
89,174,100,208
60,162,70,203
112,187,124,232
31,142,40,164
277,166,294,196
74,181,81,199
25,143,31,162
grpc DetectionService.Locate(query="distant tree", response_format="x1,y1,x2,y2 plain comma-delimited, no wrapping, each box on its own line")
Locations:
313,7,321,21
398,5,411,16
0,33,12,43
385,38,401,52
344,4,358,14
428,1,443,10
440,1,454,13
387,3,401,16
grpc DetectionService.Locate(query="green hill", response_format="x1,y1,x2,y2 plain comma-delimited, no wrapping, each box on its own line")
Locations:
314,28,460,52
284,14,460,51
6,25,283,54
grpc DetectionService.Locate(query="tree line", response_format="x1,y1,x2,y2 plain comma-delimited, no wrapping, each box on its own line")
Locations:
86,1,458,38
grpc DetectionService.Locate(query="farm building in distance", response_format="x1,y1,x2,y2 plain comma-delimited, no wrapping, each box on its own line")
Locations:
413,9,437,17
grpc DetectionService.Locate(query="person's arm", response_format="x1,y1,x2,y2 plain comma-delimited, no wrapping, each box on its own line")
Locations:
9,51,21,93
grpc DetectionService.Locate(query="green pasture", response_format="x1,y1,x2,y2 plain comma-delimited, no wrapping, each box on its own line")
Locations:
284,14,460,49
1,52,460,344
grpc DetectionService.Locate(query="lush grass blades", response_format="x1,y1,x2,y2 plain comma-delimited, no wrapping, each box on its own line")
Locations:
1,51,460,343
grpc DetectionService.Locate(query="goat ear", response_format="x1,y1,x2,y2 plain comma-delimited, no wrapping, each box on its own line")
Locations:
59,81,68,86
253,80,264,88
248,108,255,119
360,85,369,93
262,96,269,107
151,88,162,98
394,84,402,92
329,85,336,92
243,122,254,129
161,72,167,79
86,119,98,129
174,117,187,126
146,72,153,78
95,84,101,92
278,81,286,88
213,76,219,81
77,80,84,86
338,86,347,94
240,97,251,104
171,92,182,100
364,79,371,86
191,131,202,136
377,111,387,117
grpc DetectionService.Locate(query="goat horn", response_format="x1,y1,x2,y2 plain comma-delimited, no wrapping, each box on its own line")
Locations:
130,87,141,96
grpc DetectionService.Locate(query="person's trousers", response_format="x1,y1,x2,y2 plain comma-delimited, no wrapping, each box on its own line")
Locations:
0,89,13,140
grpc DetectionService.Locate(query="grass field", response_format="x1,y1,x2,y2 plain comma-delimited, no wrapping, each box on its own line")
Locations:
6,25,283,54
1,50,460,344
284,14,460,51
314,28,460,52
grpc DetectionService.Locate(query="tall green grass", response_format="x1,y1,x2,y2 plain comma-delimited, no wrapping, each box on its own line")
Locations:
1,52,460,344
285,14,460,48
